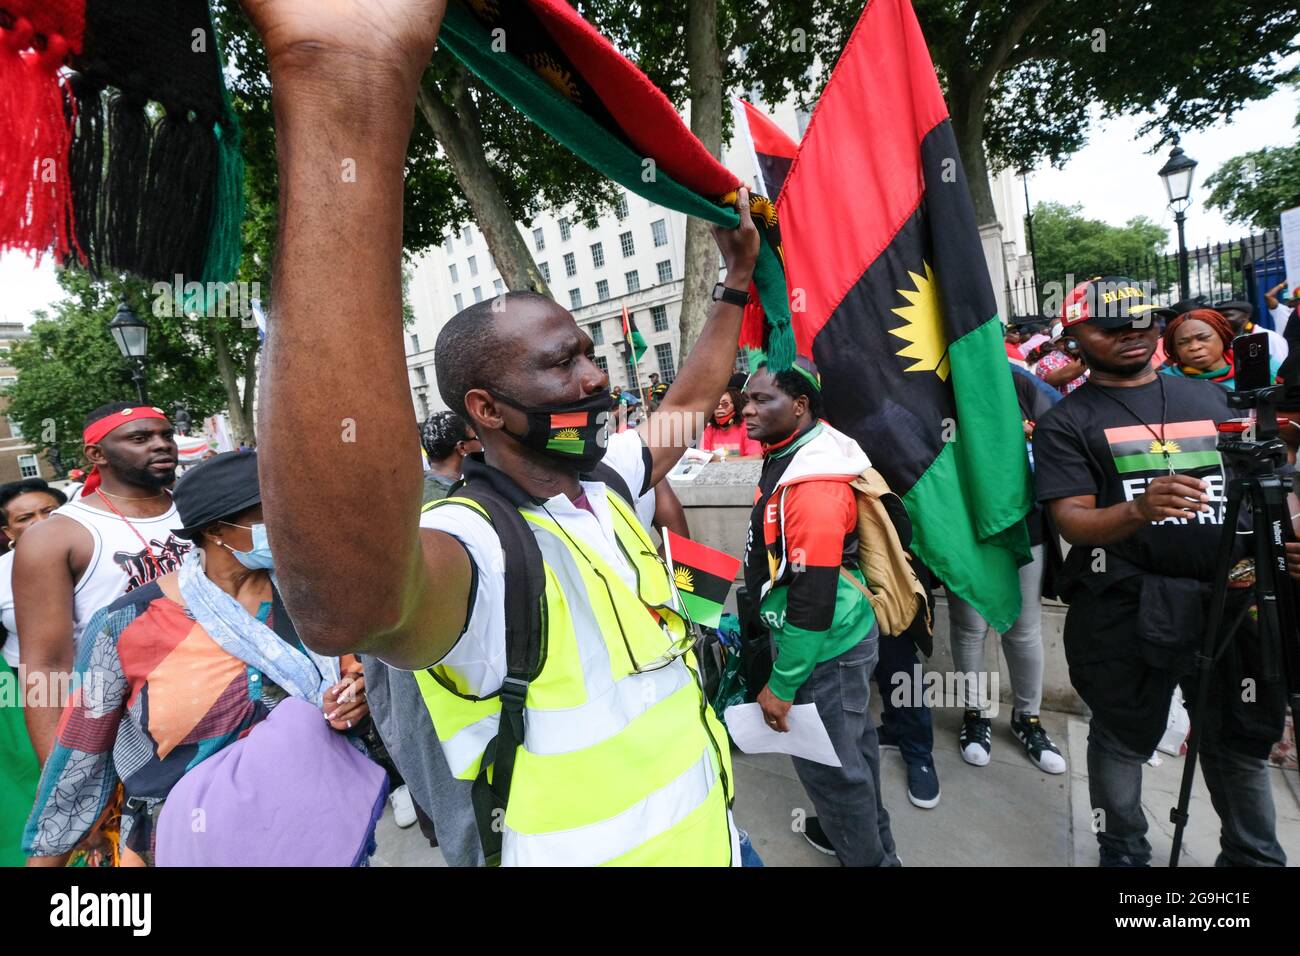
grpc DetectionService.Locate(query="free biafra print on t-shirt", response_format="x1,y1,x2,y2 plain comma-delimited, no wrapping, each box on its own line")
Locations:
1031,375,1233,587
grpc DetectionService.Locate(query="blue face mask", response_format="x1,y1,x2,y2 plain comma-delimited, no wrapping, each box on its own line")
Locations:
220,521,274,570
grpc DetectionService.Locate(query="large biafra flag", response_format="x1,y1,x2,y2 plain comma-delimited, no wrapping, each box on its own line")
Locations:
438,0,793,366
777,0,1032,630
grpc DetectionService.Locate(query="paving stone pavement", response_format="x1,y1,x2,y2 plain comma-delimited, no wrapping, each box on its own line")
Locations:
370,704,1300,867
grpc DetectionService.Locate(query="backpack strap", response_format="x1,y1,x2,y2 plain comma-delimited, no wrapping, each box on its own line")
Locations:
449,456,547,866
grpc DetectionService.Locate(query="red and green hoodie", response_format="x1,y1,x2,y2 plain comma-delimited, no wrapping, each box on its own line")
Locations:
744,422,877,701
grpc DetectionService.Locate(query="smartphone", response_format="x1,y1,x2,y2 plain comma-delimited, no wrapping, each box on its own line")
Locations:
1234,331,1271,391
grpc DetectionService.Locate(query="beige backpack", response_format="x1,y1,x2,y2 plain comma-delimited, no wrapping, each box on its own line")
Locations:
838,468,932,638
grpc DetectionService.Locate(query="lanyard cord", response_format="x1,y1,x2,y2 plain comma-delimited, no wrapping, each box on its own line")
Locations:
1093,375,1174,474
95,490,163,577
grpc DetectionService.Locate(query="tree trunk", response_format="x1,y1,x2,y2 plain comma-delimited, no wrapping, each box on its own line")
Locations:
679,0,724,359
948,81,996,227
417,70,550,296
213,320,254,446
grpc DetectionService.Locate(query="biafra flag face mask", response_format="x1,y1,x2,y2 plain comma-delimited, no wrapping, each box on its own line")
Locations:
492,389,614,472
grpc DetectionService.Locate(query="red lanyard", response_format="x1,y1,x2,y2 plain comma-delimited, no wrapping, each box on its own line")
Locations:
96,491,164,577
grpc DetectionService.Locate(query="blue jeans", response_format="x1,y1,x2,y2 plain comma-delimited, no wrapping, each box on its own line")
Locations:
790,628,900,866
1088,718,1285,867
873,633,933,766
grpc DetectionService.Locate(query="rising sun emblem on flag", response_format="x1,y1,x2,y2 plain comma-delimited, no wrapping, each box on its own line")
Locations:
673,566,696,592
889,261,950,380
553,428,582,442
1150,439,1181,455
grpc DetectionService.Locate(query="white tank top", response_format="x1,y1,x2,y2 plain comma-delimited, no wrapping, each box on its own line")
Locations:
55,494,193,645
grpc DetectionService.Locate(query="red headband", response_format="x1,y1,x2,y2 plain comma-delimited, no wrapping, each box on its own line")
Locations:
80,407,170,497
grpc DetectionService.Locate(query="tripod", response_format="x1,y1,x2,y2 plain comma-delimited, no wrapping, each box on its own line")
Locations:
1169,384,1300,866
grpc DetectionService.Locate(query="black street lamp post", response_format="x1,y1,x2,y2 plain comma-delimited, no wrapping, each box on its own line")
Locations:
1019,167,1039,315
1157,140,1199,302
108,301,150,404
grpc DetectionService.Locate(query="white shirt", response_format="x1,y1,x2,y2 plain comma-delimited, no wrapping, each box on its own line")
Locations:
1259,326,1290,365
417,430,652,695
0,551,16,668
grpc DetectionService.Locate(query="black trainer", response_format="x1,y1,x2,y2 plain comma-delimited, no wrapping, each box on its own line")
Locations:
802,816,837,856
1010,710,1067,774
959,709,992,767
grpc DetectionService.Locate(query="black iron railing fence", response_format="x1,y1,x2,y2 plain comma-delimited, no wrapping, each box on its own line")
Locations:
1006,230,1286,326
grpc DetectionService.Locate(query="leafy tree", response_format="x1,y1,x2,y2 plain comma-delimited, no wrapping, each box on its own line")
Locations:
1204,142,1300,232
6,271,229,471
1029,201,1168,297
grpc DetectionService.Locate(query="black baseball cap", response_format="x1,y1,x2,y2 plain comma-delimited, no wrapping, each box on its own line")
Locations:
172,450,261,540
1061,275,1175,330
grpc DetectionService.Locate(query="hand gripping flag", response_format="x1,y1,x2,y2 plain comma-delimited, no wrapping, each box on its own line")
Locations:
438,0,793,367
777,0,1032,630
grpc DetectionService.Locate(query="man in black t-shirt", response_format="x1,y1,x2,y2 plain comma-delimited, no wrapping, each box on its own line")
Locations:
1034,276,1292,867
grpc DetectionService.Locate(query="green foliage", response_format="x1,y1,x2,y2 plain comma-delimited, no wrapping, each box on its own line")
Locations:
6,272,230,470
1204,143,1300,232
1030,201,1168,294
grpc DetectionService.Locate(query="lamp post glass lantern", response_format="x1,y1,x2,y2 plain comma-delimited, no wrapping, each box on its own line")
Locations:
109,301,150,404
1157,143,1198,301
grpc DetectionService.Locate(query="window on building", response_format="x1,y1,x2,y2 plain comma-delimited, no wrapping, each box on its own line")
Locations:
9,418,22,439
594,355,608,375
539,261,551,283
468,255,478,277
619,231,635,258
448,263,459,283
590,321,604,345
417,393,429,419
559,217,572,241
0,376,16,387
415,366,427,385
569,288,582,309
18,454,39,479
563,252,577,278
590,242,605,269
651,219,668,247
461,226,470,243
473,286,483,302
616,193,629,219
625,270,640,294
624,353,637,385
454,292,463,311
494,279,504,294
409,333,420,353
533,227,545,251
733,349,750,374
651,304,669,332
656,260,673,284
596,279,610,301
655,343,676,382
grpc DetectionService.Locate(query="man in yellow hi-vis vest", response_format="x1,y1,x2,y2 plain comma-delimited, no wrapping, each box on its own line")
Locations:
245,0,761,865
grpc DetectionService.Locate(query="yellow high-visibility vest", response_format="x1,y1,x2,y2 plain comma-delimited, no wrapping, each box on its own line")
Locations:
415,489,735,866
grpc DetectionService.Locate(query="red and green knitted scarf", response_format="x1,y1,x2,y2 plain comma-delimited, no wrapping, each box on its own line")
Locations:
0,0,243,283
439,0,794,367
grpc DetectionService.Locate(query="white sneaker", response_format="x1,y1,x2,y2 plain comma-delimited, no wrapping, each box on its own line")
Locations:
390,784,418,828
959,710,992,767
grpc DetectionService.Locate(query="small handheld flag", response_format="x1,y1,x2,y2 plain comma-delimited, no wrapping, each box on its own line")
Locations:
664,530,741,629
621,305,648,363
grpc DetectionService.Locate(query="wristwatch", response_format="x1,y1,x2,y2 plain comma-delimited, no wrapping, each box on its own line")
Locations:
712,282,749,307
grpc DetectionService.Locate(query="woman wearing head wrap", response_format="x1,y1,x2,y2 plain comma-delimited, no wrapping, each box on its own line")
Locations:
1160,308,1279,390
24,451,384,867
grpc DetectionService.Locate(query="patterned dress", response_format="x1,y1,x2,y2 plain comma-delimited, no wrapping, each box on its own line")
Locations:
1034,349,1088,395
23,582,291,865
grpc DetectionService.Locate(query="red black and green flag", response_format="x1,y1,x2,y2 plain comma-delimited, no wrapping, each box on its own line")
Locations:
778,0,1031,630
438,0,793,366
664,530,741,629
735,98,799,200
1105,422,1223,475
621,305,647,364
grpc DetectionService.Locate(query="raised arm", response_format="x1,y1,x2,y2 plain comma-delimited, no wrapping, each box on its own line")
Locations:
246,0,468,668
641,190,760,485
